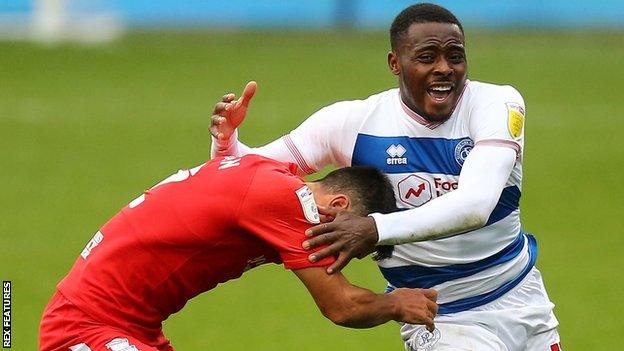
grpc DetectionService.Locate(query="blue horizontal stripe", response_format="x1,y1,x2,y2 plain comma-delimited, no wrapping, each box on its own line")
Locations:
383,234,538,314
438,234,537,314
486,185,521,226
380,232,525,289
351,134,471,175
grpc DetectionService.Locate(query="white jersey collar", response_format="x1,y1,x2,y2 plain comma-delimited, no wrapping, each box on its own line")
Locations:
398,79,470,130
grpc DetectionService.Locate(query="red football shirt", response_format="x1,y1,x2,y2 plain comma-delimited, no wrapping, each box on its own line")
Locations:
57,155,332,339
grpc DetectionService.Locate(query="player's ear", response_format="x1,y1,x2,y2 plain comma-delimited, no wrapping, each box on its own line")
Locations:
388,51,400,76
328,194,349,210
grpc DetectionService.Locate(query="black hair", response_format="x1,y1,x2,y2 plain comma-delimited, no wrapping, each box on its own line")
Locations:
316,166,397,217
390,3,464,50
315,166,397,260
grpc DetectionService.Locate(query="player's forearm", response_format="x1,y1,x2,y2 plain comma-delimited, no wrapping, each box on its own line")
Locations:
319,285,402,328
371,146,517,245
371,189,491,244
295,268,415,328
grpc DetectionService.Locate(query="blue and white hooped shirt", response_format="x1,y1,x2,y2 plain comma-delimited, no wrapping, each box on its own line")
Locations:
283,80,533,314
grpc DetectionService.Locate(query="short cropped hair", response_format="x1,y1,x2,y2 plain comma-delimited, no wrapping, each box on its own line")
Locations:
315,167,397,217
316,167,397,261
390,3,464,50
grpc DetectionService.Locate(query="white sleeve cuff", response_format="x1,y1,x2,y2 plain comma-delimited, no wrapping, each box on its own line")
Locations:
368,212,395,245
211,130,239,157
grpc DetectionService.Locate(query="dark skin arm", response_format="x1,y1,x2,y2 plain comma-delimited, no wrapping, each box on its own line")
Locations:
293,266,437,330
302,207,379,274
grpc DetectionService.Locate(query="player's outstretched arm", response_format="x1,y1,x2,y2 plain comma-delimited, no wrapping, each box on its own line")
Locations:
293,267,437,329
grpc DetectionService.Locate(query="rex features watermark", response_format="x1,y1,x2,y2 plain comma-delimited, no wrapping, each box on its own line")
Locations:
3,281,10,349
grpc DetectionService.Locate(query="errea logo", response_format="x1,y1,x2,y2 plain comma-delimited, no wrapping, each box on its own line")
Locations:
386,144,407,165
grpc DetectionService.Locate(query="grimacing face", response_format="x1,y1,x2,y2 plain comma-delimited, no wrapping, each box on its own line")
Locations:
388,22,467,122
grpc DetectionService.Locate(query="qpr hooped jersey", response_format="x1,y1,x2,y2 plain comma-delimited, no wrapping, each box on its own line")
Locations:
282,80,535,314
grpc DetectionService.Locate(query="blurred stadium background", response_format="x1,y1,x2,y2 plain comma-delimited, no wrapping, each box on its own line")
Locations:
1,1,623,350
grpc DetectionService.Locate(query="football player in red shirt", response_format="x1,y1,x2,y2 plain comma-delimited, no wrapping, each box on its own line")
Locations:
40,155,438,351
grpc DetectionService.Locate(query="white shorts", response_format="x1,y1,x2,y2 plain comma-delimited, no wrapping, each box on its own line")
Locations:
401,268,560,351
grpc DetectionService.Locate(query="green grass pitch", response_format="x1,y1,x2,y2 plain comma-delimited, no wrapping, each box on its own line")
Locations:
1,29,623,350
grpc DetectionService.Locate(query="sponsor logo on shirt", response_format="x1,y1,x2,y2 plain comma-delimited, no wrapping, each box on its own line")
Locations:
506,102,525,139
105,338,139,351
398,175,460,207
295,185,320,224
454,139,473,166
398,175,432,207
69,344,92,351
433,177,458,197
386,144,408,165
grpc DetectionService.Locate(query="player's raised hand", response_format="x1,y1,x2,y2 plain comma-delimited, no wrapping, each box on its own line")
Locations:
389,288,438,331
302,213,378,274
210,81,257,141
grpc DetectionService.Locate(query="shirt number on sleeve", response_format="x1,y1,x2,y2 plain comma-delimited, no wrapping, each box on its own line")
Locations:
81,231,104,259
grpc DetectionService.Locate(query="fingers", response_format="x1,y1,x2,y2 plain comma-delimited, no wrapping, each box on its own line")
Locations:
422,288,438,302
302,230,339,250
215,81,255,114
211,98,235,139
307,244,337,263
427,299,438,317
419,304,435,332
210,114,227,139
214,92,238,116
326,251,352,274
211,114,225,127
222,93,235,103
210,116,222,139
423,291,438,332
209,125,221,139
239,81,257,107
213,101,231,115
304,222,336,237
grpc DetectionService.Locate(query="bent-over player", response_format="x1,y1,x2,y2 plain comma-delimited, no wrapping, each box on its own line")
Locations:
39,155,437,351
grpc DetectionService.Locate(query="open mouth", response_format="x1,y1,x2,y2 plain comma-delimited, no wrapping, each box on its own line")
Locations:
427,84,454,103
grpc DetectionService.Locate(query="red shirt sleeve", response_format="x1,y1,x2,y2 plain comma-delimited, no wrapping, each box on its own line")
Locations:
238,161,335,270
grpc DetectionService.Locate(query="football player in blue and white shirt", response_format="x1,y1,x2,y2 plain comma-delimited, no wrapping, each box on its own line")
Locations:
209,3,561,351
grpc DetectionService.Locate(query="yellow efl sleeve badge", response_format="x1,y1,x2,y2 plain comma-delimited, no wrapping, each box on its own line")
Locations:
506,102,525,139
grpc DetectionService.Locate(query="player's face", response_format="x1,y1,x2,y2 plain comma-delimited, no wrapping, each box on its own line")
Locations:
388,22,467,122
